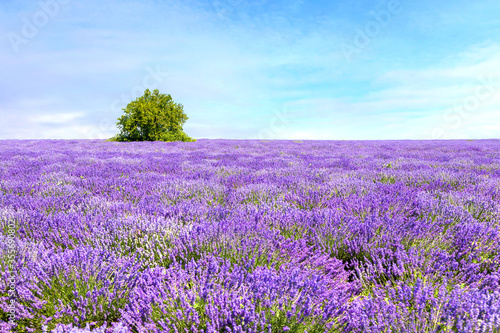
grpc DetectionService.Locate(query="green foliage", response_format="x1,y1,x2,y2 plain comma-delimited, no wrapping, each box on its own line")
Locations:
111,89,195,142
7,269,132,332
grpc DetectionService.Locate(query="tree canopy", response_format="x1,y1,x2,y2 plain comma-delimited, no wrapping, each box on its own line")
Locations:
110,89,195,142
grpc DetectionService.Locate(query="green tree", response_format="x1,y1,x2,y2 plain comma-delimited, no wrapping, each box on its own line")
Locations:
109,89,195,142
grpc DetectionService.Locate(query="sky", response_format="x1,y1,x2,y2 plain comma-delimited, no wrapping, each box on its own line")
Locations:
1,0,500,140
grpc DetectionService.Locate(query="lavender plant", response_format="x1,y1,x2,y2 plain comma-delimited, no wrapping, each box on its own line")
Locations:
0,139,499,332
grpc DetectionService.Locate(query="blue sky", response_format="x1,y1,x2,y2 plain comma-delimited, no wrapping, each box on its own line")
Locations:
1,0,499,140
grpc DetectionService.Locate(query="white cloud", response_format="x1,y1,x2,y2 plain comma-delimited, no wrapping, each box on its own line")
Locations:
270,42,500,140
31,112,84,124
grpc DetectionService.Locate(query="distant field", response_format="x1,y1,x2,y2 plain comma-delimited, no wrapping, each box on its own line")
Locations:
1,139,500,332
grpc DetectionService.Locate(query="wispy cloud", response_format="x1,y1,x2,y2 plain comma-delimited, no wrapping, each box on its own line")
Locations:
31,112,84,124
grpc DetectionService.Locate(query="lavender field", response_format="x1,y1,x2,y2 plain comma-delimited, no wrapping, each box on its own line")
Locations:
1,139,500,333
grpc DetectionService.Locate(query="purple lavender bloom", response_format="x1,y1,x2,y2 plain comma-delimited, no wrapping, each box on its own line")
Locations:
0,139,499,331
